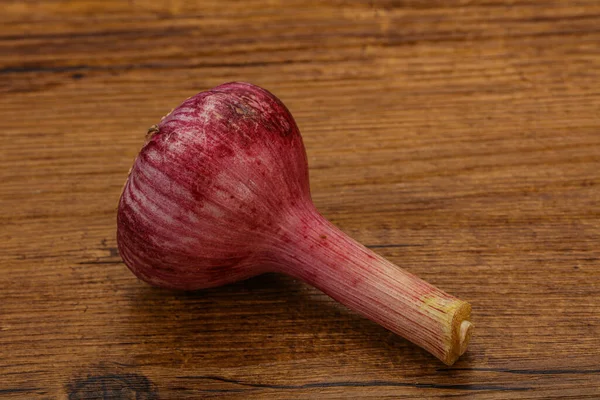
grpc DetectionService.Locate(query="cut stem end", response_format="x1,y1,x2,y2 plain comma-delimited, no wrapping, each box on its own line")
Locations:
443,301,473,365
459,320,473,356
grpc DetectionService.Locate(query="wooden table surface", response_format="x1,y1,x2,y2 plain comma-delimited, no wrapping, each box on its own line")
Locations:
2,1,600,398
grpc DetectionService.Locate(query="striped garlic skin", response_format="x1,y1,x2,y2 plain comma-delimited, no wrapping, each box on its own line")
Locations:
117,82,472,365
118,82,310,289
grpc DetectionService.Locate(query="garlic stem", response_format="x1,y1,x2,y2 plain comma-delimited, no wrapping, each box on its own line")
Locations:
273,206,473,365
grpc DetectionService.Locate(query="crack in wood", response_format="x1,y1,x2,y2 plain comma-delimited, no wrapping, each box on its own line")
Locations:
176,375,532,392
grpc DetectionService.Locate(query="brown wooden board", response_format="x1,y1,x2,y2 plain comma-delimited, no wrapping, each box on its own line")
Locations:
1,1,599,398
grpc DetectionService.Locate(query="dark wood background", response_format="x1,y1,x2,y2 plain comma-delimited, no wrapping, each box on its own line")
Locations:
1,1,599,398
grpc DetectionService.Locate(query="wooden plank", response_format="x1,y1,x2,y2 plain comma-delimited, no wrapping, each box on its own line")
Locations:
1,0,599,398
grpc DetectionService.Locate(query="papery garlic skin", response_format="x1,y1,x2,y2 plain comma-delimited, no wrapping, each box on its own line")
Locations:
117,82,473,365
118,83,309,289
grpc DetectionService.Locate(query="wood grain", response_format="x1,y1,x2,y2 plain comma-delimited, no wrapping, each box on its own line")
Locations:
1,0,599,398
